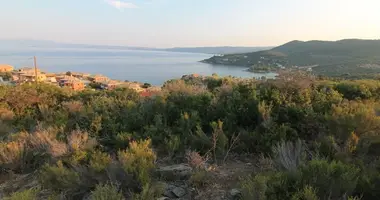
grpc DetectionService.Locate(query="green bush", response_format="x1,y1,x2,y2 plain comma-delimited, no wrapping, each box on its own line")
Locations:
315,135,339,159
299,159,360,199
240,174,268,200
132,183,164,200
164,135,181,156
4,188,40,200
89,151,112,172
265,171,300,200
118,139,156,186
354,168,380,200
190,170,211,188
90,184,124,200
291,186,319,200
39,161,81,193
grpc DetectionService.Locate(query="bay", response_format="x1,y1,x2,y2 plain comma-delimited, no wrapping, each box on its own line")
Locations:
0,46,276,85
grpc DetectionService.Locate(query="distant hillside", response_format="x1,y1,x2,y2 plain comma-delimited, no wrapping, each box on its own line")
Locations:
165,46,272,54
202,39,380,76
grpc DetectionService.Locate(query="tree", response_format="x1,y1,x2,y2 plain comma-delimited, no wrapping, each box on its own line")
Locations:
66,71,72,76
142,83,152,89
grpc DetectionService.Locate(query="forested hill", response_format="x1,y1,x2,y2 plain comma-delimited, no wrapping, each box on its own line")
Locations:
202,39,380,77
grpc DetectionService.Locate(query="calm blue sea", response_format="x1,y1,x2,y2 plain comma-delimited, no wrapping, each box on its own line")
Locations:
0,46,276,85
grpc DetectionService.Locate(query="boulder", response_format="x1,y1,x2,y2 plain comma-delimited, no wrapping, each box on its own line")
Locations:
172,187,187,198
156,164,192,181
228,188,241,200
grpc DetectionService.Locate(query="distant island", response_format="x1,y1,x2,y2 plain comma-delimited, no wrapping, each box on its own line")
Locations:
165,46,272,54
0,39,270,55
202,39,380,77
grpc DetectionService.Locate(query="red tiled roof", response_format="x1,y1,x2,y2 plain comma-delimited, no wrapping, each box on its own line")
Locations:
140,90,154,97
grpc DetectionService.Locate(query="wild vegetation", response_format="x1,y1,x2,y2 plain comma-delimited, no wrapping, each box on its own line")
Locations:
1,72,380,199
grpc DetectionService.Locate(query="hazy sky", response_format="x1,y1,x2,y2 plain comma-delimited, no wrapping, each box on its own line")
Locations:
1,0,379,47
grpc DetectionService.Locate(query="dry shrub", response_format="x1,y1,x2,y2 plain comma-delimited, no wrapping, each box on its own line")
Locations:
272,139,305,171
0,130,68,173
67,130,97,152
0,141,24,168
0,107,14,121
215,84,233,97
118,139,156,186
62,100,83,113
257,154,275,172
0,128,97,173
30,130,68,157
186,151,207,170
163,80,207,95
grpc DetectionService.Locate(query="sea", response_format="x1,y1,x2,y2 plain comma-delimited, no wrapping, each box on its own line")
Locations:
0,46,276,85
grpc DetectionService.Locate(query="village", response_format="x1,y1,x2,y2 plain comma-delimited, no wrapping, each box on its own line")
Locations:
0,64,161,96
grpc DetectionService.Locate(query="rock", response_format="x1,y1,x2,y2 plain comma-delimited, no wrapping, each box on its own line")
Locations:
157,164,192,181
172,187,187,198
162,183,177,198
157,197,169,200
228,188,241,200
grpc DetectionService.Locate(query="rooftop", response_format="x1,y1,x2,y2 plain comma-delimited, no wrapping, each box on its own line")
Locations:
0,64,14,69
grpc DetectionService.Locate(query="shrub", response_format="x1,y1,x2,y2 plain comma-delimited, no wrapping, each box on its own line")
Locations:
190,170,211,188
89,151,112,172
132,183,164,200
67,130,97,152
0,130,68,173
186,151,207,170
118,139,156,186
114,133,132,150
240,174,268,200
299,159,360,199
90,184,124,200
39,161,80,193
315,136,339,159
265,171,301,200
164,135,181,156
4,188,40,200
62,101,83,113
291,185,319,200
354,168,380,200
68,150,88,166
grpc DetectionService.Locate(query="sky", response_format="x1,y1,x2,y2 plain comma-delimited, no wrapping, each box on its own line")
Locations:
1,0,380,48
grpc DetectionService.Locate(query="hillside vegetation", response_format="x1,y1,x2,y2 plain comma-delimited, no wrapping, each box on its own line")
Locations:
1,74,380,199
203,39,380,77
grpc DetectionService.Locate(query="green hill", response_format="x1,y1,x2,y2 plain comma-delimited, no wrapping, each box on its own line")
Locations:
202,39,380,77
